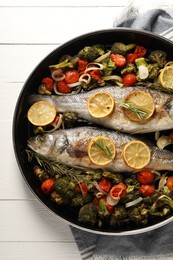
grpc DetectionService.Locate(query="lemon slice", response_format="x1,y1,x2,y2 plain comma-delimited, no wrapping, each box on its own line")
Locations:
28,101,56,126
159,66,173,89
88,136,116,166
123,90,155,122
87,92,115,118
122,140,151,170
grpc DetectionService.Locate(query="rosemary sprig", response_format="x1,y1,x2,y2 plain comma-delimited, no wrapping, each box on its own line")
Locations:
93,139,112,158
26,149,84,179
118,100,147,120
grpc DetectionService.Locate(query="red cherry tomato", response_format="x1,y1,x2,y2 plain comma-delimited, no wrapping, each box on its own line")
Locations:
65,70,79,84
140,184,156,196
126,53,138,63
169,131,173,140
90,70,103,83
98,178,111,193
110,54,126,67
76,182,89,195
166,176,173,191
137,171,155,185
57,81,72,93
122,73,137,86
41,179,55,194
134,45,147,57
78,58,88,71
110,182,127,199
41,77,54,92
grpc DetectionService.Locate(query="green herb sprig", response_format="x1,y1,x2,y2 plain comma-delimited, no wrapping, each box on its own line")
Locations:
118,100,147,120
93,139,112,158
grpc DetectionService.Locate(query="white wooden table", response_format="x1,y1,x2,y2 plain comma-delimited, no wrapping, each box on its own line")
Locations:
1,1,173,259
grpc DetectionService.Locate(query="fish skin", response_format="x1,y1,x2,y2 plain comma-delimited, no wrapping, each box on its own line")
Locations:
27,126,173,173
29,86,173,134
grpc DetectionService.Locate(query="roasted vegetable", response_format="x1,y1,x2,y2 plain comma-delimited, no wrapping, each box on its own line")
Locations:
62,111,78,128
147,63,160,79
111,42,136,55
121,63,136,75
55,176,76,194
71,193,93,207
148,50,167,68
78,203,98,225
78,44,105,61
49,55,78,70
110,205,127,226
98,198,111,219
51,190,75,205
128,205,148,225
81,78,99,91
101,57,116,76
150,195,173,217
33,165,49,182
102,172,123,184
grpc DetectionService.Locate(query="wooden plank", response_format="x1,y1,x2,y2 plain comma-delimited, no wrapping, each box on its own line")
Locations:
0,7,122,44
0,45,59,82
0,242,81,260
0,0,128,7
0,200,76,242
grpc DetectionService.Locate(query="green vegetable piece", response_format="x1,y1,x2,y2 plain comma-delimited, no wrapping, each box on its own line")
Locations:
128,205,148,225
38,84,52,95
49,55,78,70
78,203,98,225
110,205,127,226
121,63,136,75
62,111,78,128
78,44,105,61
98,199,110,219
102,172,123,184
101,57,116,76
148,50,167,68
111,42,136,55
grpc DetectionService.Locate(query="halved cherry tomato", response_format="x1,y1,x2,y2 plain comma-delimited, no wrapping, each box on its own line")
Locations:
41,77,54,92
140,184,155,196
76,182,89,195
137,171,155,185
57,81,72,93
51,115,60,125
110,54,126,67
98,178,111,193
134,45,147,57
65,70,79,84
169,131,173,140
166,176,173,191
126,53,138,63
90,70,103,83
110,182,127,199
78,58,88,71
122,73,137,86
41,178,55,194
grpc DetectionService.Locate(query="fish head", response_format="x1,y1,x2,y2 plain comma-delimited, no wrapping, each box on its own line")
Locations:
27,133,55,156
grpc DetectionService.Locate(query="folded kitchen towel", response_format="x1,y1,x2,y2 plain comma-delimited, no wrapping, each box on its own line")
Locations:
70,5,173,260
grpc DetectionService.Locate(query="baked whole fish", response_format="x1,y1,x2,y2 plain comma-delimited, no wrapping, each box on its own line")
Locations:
29,86,173,134
27,126,173,173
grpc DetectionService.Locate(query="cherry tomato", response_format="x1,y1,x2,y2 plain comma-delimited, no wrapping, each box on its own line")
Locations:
90,70,103,83
134,45,147,57
137,171,155,185
78,58,88,71
110,54,126,67
41,77,54,92
41,178,55,194
140,184,156,196
57,81,72,93
65,70,79,84
126,53,138,63
169,131,173,140
166,176,173,190
98,178,111,193
110,182,127,199
51,115,60,125
76,182,89,195
102,197,114,213
122,73,137,86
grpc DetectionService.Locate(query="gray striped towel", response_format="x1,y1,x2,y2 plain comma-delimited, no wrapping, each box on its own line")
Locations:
71,6,173,260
